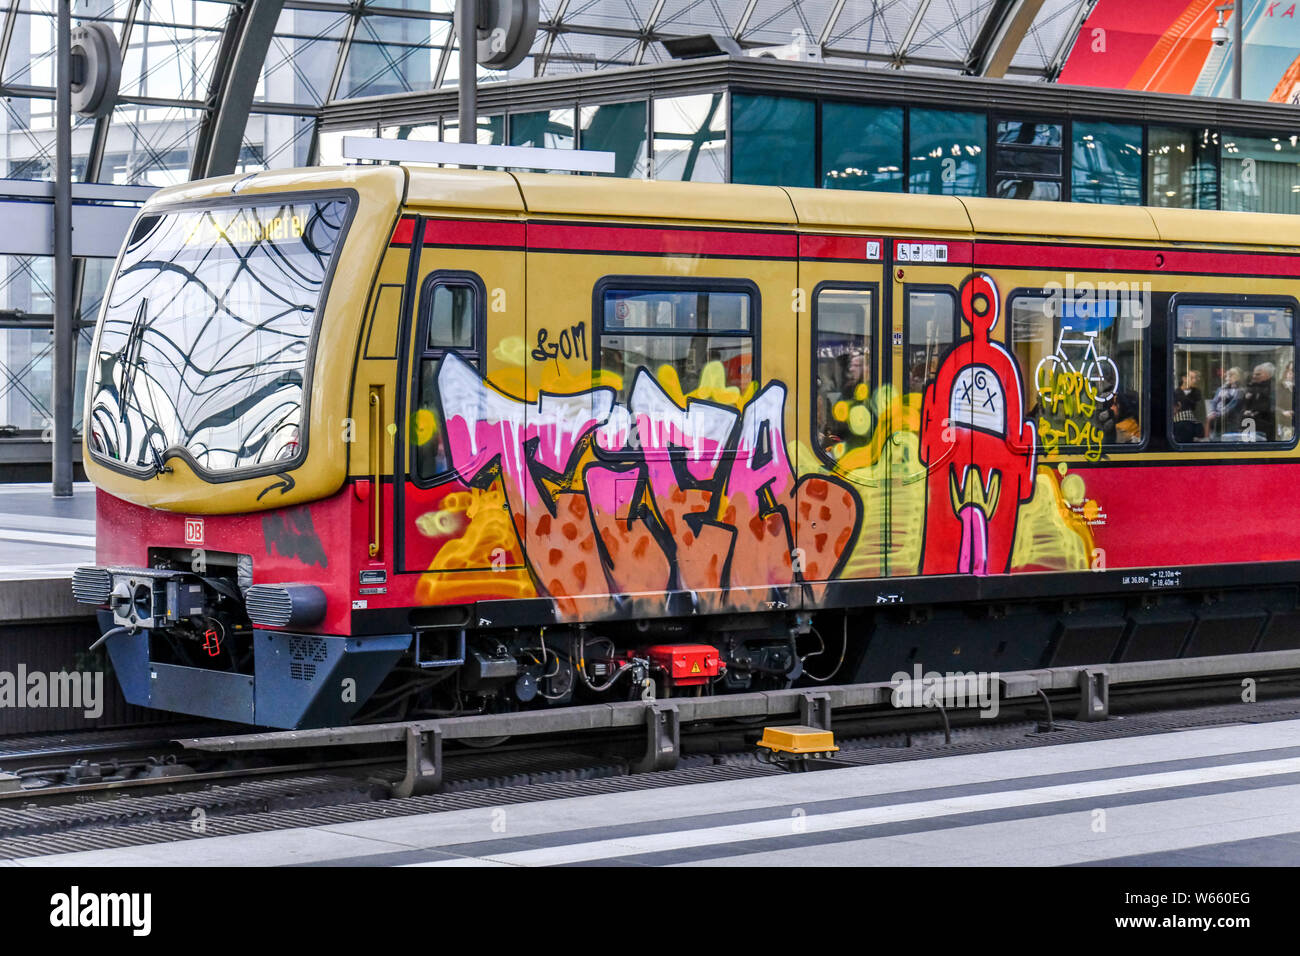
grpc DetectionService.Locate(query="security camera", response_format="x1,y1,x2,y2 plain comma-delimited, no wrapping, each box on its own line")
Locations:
1212,3,1233,45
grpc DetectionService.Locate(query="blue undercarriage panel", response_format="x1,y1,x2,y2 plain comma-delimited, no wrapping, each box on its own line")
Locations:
98,611,411,728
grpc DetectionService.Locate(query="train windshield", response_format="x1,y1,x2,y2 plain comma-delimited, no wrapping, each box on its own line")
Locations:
87,196,351,476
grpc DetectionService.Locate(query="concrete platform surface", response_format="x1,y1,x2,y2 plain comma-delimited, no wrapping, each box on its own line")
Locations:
10,717,1300,867
0,482,94,580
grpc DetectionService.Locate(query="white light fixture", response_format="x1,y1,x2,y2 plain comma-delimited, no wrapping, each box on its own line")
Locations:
341,136,617,174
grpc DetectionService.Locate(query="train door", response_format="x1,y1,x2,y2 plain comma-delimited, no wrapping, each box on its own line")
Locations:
395,217,528,596
904,252,1037,578
886,237,974,577
798,236,887,587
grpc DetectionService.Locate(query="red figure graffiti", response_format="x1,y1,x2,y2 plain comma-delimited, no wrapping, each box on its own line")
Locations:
918,273,1036,576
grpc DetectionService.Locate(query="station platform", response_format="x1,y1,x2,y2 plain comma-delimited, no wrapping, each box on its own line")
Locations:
10,716,1300,867
0,482,94,581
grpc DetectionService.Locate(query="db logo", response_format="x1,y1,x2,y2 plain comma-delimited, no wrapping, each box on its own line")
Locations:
184,518,204,545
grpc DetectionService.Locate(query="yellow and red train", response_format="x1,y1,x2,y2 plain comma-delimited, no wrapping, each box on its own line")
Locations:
71,164,1300,727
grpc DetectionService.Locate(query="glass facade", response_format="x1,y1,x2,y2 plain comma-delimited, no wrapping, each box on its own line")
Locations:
509,108,577,174
731,93,815,188
362,86,1300,219
993,120,1063,200
442,114,505,146
1071,120,1143,205
653,93,726,183
579,101,649,179
821,102,903,192
0,255,104,433
1221,131,1300,214
510,109,576,151
908,109,986,196
1148,127,1217,209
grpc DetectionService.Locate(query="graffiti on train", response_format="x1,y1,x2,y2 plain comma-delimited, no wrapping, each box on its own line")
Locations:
918,273,1037,577
433,352,862,616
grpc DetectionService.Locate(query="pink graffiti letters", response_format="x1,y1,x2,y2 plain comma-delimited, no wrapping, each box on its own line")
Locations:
435,354,861,613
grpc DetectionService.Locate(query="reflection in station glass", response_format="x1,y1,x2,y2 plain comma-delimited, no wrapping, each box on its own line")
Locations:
653,93,726,182
580,101,650,179
730,93,816,188
821,103,903,192
1221,131,1300,214
908,109,986,196
1147,127,1217,209
993,120,1063,200
318,125,377,165
442,114,505,146
510,108,576,173
1071,120,1142,205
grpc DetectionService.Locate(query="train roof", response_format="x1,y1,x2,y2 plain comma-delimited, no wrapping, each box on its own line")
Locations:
144,164,1300,250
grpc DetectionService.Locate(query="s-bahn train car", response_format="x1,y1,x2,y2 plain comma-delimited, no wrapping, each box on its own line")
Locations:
71,164,1300,728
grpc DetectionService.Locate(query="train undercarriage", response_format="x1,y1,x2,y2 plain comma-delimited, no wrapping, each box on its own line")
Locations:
75,551,1300,728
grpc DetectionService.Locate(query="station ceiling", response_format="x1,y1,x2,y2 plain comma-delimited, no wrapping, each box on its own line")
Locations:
0,0,1097,187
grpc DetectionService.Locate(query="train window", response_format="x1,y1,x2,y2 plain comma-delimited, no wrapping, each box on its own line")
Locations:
425,284,475,350
1010,288,1147,458
412,274,483,481
814,286,875,461
1171,301,1296,445
903,288,956,393
597,285,754,403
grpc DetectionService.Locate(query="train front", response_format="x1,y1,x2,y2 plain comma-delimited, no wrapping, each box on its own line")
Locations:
70,167,406,728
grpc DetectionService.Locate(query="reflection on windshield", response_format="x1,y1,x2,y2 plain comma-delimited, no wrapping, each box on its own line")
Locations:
88,197,349,475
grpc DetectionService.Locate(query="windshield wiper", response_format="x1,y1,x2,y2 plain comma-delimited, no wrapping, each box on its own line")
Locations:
148,437,173,477
118,297,148,426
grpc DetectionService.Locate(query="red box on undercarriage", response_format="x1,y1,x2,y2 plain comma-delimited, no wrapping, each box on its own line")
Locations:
645,644,721,686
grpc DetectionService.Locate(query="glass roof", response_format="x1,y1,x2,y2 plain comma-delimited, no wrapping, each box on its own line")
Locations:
0,0,1097,185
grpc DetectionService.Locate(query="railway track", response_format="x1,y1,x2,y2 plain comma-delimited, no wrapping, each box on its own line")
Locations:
3,683,1299,860
2,667,1298,828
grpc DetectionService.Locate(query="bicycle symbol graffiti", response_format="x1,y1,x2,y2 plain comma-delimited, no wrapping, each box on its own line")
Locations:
1035,325,1119,402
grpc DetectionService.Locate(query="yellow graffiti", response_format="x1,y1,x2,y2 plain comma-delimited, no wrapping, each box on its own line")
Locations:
1060,472,1086,505
1037,370,1103,461
414,506,464,538
411,408,438,446
1011,466,1095,571
493,335,528,366
785,384,929,579
1038,416,1104,461
417,486,536,604
950,466,1001,517
652,360,757,411
832,386,922,478
804,381,1096,579
1040,370,1097,417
